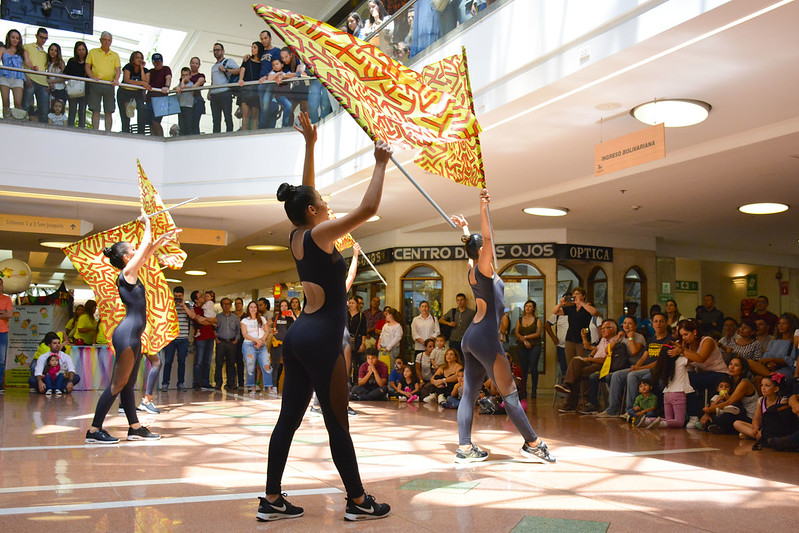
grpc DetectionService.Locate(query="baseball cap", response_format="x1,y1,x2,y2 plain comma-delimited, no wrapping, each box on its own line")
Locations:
152,53,164,61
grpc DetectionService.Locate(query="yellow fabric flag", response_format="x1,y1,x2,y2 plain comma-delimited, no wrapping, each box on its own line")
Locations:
252,4,481,150
599,343,614,379
415,48,486,188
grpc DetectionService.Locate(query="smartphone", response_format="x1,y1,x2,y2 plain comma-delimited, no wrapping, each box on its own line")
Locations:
282,310,292,317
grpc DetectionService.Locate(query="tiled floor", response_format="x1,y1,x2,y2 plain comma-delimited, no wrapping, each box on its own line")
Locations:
2,389,798,532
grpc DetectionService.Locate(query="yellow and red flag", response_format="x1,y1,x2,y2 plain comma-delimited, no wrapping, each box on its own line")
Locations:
327,208,355,252
252,4,480,150
414,49,485,188
63,163,185,354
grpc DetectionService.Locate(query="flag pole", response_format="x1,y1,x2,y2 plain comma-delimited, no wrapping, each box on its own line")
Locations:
485,203,498,271
390,155,457,229
146,197,200,218
359,248,388,286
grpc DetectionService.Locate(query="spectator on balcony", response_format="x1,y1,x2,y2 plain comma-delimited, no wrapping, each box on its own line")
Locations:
176,67,195,136
47,98,67,126
147,53,172,137
188,56,206,134
266,56,294,128
281,47,308,123
1,29,29,119
237,41,263,131
117,51,149,134
85,31,121,131
209,43,237,133
64,41,89,128
45,43,66,105
255,29,281,130
23,27,50,123
346,12,365,40
363,0,394,54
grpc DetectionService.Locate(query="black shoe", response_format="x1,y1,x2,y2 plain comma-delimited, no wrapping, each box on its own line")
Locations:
554,383,571,394
256,494,304,521
521,440,556,463
707,424,724,434
178,384,186,392
558,406,576,414
85,428,119,444
768,436,797,451
127,426,161,441
344,493,390,521
193,384,200,391
579,404,599,415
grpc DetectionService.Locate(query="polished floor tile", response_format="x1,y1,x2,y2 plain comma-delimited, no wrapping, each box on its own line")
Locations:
2,389,798,532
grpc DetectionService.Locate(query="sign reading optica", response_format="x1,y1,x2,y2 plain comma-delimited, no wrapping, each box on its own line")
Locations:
594,123,666,176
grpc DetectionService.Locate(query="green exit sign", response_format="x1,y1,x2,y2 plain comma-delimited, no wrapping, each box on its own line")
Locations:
676,280,699,291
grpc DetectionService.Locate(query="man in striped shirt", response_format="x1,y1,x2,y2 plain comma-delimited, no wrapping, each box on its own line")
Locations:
161,286,191,391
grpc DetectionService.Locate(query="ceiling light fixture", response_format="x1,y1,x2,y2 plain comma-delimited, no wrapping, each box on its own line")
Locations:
165,278,182,283
630,98,711,127
246,245,288,252
185,270,207,276
332,212,380,222
738,203,789,215
216,259,242,264
40,241,75,249
523,207,569,217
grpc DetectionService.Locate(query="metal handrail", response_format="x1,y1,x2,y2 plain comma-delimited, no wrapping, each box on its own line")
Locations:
0,64,317,94
363,0,418,43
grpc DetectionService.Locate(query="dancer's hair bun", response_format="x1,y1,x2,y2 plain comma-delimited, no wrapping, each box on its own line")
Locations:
102,246,113,257
276,183,295,202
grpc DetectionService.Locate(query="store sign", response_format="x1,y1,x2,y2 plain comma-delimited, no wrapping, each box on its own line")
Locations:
364,243,613,265
594,123,666,176
0,213,92,236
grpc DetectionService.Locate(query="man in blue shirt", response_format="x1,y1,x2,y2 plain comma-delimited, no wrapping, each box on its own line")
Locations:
257,30,282,129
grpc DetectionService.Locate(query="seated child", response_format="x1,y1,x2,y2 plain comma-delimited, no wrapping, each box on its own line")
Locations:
697,377,740,430
415,338,436,384
430,335,447,369
442,368,464,409
628,378,658,427
734,373,799,449
387,356,406,399
391,365,420,403
48,99,67,126
42,354,64,395
350,348,390,401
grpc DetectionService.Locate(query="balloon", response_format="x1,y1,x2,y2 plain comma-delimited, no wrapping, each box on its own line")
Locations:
0,258,33,294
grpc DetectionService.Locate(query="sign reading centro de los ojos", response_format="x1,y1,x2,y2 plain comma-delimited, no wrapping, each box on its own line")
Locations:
361,243,613,266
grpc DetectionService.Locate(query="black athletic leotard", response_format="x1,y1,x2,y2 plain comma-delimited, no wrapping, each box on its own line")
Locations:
91,273,147,428
265,229,364,498
458,266,538,446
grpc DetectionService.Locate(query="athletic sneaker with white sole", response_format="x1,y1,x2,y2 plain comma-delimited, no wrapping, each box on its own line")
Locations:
256,494,304,521
344,493,390,521
521,440,556,463
138,400,160,414
85,428,119,444
127,426,161,440
454,444,489,463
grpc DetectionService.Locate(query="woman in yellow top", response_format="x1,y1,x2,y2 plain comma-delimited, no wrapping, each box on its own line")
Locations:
74,300,98,345
65,304,84,340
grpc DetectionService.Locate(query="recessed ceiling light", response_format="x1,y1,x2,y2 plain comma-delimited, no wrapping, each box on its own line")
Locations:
165,278,182,283
738,203,789,215
332,212,380,222
630,99,711,127
40,241,75,248
216,259,242,264
246,245,288,252
523,207,569,217
185,270,207,276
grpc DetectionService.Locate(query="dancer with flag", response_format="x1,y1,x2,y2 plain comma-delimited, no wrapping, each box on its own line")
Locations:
259,112,392,522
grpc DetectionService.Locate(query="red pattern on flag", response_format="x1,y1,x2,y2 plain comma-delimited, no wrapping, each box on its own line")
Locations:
62,163,185,355
414,49,486,188
253,4,480,150
328,209,355,252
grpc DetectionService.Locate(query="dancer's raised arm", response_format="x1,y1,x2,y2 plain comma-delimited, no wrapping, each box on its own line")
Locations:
476,189,493,277
294,111,317,188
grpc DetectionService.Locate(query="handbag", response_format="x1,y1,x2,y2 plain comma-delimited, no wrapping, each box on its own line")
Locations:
431,0,449,12
65,79,85,98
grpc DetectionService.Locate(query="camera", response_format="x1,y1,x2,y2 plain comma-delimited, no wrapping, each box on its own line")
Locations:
565,296,575,303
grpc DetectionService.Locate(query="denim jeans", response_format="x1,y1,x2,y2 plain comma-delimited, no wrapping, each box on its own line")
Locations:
243,340,271,388
29,372,81,391
274,94,293,127
45,373,66,392
0,332,7,387
307,79,332,123
258,84,276,129
605,368,652,415
193,338,214,388
23,81,49,121
516,343,542,397
163,337,189,387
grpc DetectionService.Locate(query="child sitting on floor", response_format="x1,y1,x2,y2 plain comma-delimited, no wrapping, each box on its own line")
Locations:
391,365,420,403
628,378,658,427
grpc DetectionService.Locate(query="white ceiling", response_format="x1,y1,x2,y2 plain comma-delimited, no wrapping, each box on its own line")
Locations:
3,0,799,293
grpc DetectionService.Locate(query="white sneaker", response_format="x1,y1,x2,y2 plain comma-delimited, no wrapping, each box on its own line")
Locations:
55,389,63,396
45,389,52,396
438,394,447,404
423,393,437,403
686,416,699,429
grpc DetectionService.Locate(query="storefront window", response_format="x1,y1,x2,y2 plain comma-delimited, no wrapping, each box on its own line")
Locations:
500,261,545,373
557,265,581,300
401,265,443,359
353,269,385,313
588,267,608,319
624,266,646,322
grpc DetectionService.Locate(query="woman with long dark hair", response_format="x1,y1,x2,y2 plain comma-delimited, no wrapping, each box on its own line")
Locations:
118,51,150,134
450,189,555,464
64,41,89,127
85,213,179,444
0,29,28,118
45,43,66,104
258,112,391,522
237,41,263,130
514,299,542,398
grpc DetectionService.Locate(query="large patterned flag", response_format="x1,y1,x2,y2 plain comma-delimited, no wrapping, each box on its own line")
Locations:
252,4,481,150
414,49,485,188
328,209,355,252
63,163,185,355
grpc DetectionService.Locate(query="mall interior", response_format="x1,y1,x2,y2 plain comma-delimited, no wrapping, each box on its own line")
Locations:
1,0,799,531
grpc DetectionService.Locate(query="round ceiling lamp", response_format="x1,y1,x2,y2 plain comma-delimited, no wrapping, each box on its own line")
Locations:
523,207,569,217
738,203,789,215
246,245,288,252
630,99,711,127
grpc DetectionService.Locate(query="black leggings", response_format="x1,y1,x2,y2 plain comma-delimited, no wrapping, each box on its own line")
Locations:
91,347,143,428
265,314,364,499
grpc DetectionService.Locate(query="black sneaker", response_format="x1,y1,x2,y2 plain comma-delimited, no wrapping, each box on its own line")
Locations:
579,404,599,415
521,440,556,463
554,383,571,394
256,494,304,521
707,424,724,435
344,493,390,521
347,407,359,417
454,444,489,463
127,426,161,441
85,428,119,444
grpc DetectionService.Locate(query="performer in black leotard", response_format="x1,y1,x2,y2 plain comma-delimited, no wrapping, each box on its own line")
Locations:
85,213,179,444
451,189,556,464
257,112,392,522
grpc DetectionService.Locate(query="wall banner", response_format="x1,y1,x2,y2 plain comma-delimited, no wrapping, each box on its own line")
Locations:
361,243,613,266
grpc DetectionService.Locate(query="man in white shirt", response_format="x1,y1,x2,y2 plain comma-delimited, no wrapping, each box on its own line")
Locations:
32,332,80,394
410,301,440,355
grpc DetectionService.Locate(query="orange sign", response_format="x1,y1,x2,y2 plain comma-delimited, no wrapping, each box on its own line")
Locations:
273,284,282,298
179,228,228,246
594,123,665,176
0,214,92,236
